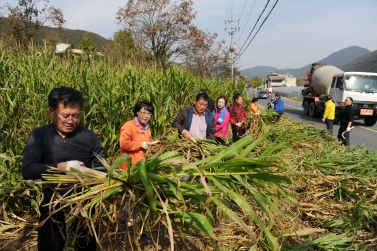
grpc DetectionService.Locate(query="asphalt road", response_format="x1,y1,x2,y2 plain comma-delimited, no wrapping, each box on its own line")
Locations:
256,97,377,152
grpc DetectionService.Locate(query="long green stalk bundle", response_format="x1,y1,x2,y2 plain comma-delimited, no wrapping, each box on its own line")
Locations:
1,45,377,250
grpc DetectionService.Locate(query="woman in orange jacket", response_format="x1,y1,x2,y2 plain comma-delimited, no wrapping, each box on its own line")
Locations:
119,101,154,170
249,97,260,115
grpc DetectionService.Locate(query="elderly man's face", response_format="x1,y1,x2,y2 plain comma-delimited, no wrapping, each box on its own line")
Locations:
194,99,208,114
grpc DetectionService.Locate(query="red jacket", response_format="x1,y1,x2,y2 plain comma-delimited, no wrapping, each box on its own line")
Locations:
229,102,247,130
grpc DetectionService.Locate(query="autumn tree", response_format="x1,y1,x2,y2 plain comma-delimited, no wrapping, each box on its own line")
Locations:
116,0,197,68
1,0,65,48
80,32,97,53
179,27,232,78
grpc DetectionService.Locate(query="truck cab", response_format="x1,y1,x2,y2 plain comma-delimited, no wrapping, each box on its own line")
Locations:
330,72,377,126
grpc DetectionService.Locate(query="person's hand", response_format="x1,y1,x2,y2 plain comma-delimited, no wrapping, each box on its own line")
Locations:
322,119,325,122
346,127,352,132
183,130,194,141
141,141,149,150
66,160,85,172
235,122,242,127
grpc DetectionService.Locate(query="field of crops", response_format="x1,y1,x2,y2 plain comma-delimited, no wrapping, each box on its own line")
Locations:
1,43,377,251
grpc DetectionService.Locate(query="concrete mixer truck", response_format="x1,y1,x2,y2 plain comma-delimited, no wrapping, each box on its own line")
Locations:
302,63,377,126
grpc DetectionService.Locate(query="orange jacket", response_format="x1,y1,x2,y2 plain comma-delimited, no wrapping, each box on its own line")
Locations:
119,118,152,170
249,103,260,114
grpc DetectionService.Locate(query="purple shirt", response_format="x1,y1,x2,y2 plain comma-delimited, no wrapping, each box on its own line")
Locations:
189,112,207,139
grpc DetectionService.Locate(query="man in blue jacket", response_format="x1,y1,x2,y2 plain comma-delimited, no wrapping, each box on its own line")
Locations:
273,92,284,121
172,92,215,141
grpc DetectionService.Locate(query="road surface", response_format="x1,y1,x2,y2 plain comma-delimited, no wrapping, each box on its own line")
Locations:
256,97,377,152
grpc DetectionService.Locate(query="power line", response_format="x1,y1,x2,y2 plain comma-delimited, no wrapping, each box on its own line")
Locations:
237,0,258,45
238,0,248,21
237,0,271,57
236,0,279,60
225,0,232,23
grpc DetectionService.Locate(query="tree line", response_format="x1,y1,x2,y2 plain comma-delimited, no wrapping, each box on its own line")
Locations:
0,0,239,79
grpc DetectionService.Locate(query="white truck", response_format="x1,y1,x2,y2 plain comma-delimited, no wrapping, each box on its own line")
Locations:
302,63,377,126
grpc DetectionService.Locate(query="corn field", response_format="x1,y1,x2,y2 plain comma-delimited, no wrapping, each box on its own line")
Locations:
1,43,377,251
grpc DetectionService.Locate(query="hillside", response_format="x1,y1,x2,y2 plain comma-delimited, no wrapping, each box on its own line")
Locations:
241,46,373,79
340,50,377,72
0,17,110,50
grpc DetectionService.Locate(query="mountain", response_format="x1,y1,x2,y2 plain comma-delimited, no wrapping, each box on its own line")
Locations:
340,50,377,72
0,17,110,50
241,46,373,79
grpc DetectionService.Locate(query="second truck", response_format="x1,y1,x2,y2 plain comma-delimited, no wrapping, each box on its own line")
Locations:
302,63,377,126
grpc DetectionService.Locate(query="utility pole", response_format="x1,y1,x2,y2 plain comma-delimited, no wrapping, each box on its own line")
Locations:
225,10,239,85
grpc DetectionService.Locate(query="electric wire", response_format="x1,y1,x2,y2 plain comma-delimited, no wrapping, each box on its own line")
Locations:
236,0,279,60
238,0,248,22
237,0,271,57
237,0,258,45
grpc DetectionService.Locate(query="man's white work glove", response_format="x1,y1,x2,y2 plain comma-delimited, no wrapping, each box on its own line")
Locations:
66,160,85,172
141,141,149,150
322,119,325,122
346,127,352,132
235,122,242,127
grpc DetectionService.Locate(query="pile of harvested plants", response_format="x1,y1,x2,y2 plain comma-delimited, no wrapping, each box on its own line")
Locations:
2,110,377,251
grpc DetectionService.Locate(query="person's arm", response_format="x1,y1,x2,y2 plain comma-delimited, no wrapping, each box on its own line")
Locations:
323,103,329,120
91,132,107,168
229,106,237,125
208,115,216,140
172,108,187,134
21,130,50,180
347,107,354,127
120,121,144,151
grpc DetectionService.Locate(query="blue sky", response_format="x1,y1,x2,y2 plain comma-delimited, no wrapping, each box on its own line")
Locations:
29,0,377,70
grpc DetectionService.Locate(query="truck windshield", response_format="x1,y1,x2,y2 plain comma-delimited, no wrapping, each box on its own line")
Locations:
344,75,377,93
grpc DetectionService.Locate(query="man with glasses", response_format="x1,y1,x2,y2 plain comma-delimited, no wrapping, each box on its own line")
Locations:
21,87,106,251
337,97,354,146
119,100,154,170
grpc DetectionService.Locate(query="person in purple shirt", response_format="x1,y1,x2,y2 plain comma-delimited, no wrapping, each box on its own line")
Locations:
172,92,215,141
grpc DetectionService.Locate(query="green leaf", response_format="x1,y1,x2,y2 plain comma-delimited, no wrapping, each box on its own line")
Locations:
209,176,280,251
137,162,156,211
177,212,218,240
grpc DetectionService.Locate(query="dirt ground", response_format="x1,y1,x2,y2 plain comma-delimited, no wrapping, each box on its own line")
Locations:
0,212,222,251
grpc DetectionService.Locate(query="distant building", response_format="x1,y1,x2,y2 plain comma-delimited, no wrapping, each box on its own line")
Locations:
265,73,296,88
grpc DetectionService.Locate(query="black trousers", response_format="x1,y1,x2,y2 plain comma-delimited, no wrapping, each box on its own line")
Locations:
38,188,97,251
215,137,228,146
337,126,350,146
232,128,246,143
325,119,334,135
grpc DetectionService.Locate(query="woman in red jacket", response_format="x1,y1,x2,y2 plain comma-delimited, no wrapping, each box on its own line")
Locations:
229,93,247,143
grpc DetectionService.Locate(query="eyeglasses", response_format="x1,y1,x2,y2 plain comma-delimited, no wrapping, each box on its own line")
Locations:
138,111,152,117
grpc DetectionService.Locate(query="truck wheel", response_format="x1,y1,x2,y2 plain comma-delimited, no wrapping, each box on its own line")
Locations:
364,116,377,126
308,102,317,117
303,101,309,115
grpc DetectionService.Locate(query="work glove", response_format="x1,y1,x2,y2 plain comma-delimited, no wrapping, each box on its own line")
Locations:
346,127,352,132
235,122,242,127
141,141,149,150
322,119,325,122
66,160,85,172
